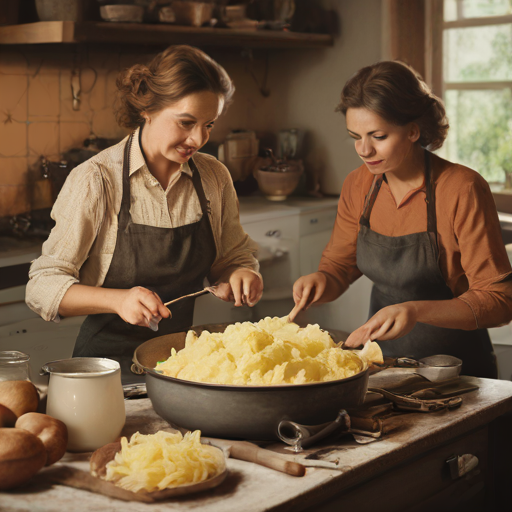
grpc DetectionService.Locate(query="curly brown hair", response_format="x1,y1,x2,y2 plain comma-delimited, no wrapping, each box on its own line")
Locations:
115,45,235,129
336,61,449,151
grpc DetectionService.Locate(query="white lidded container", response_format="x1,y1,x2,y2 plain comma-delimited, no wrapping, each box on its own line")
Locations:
41,357,125,452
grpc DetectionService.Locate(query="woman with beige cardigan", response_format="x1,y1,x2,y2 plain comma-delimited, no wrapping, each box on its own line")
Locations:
26,45,262,383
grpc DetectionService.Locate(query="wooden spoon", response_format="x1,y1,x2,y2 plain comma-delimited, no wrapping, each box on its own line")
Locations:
287,303,303,323
164,287,212,307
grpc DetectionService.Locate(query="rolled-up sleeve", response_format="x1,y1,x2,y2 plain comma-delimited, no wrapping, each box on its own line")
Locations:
26,164,107,321
318,170,364,295
452,175,512,329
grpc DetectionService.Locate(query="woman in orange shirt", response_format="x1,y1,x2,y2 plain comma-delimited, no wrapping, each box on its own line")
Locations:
292,61,512,378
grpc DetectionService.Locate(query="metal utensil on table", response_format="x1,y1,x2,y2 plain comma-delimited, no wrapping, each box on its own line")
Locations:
277,409,383,453
367,387,463,412
371,354,462,383
123,382,147,399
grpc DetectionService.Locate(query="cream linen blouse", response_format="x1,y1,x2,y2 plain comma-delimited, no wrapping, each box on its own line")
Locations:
26,129,260,321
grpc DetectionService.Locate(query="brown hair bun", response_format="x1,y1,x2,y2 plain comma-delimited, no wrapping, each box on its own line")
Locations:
115,45,235,129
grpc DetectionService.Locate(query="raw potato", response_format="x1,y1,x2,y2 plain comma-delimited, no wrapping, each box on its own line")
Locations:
16,412,68,466
0,428,47,490
0,403,17,427
0,380,39,417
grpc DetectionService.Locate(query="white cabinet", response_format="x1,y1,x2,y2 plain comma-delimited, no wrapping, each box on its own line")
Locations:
299,231,331,276
0,315,85,386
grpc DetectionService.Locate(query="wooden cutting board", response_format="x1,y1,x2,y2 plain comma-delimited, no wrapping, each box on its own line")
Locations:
40,450,228,503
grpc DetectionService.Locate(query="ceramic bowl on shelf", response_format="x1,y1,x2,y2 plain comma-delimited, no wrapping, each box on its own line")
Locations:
100,5,144,23
171,1,213,27
256,167,303,201
36,0,80,22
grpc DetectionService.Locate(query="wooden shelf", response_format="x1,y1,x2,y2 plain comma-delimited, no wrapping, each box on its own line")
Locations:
0,21,333,49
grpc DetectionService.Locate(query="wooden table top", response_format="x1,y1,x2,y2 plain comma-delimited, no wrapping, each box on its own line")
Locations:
2,378,512,512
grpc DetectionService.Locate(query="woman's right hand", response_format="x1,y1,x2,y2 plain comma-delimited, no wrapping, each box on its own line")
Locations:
290,272,327,321
115,287,170,329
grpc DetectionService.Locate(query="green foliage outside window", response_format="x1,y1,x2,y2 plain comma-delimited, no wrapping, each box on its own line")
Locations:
442,8,512,189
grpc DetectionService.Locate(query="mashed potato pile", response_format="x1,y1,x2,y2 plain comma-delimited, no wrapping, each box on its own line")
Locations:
103,431,225,493
155,317,373,385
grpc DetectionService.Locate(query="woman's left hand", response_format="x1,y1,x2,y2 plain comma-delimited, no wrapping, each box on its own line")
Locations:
344,302,418,348
213,269,263,307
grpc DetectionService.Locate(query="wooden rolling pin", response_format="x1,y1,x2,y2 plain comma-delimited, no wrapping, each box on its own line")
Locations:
222,440,306,477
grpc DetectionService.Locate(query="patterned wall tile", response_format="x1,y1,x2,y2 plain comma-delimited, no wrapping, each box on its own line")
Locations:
59,121,91,154
0,121,27,158
28,121,60,160
0,74,28,123
28,73,60,119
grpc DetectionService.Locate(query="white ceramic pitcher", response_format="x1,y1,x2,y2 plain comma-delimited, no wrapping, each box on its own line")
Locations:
41,357,126,452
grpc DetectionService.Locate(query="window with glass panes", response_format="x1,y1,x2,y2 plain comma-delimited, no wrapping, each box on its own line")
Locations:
440,0,512,190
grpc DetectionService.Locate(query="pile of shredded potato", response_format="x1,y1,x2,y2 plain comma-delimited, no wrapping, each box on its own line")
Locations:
155,317,378,385
103,431,225,492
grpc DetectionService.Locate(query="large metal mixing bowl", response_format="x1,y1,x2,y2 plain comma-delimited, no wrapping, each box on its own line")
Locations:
133,323,369,441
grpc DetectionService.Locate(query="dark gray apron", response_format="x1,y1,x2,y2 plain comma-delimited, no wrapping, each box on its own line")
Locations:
356,150,497,378
73,132,217,384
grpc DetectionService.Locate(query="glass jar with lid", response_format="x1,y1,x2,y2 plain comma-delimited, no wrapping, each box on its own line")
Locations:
0,351,31,381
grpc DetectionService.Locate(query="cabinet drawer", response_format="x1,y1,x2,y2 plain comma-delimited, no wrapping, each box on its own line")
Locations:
309,427,488,512
299,209,336,237
242,214,299,242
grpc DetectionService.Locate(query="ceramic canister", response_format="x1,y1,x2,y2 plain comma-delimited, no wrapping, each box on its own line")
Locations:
42,357,126,452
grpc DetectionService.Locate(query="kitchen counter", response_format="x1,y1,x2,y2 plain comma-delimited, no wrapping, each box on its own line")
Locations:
2,378,512,512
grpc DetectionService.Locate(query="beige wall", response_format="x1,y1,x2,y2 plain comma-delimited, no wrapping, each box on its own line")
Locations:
212,0,383,195
0,0,383,217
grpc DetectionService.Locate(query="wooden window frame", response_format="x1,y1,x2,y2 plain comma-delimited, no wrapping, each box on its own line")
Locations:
426,0,512,213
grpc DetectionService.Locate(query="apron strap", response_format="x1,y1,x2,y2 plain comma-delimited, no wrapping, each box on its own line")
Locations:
359,175,383,228
119,132,135,230
424,150,438,237
188,157,212,215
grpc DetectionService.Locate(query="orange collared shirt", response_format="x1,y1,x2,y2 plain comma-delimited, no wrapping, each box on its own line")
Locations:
318,153,512,329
